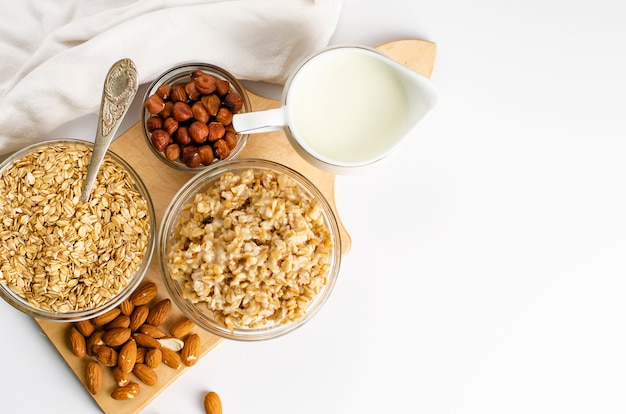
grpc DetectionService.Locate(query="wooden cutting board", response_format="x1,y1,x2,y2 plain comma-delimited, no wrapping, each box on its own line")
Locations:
34,39,436,414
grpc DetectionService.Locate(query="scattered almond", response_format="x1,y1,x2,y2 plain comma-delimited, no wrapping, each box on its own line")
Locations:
204,391,222,414
169,317,195,338
181,334,201,366
129,282,158,306
157,336,184,352
93,345,118,367
112,366,131,387
161,347,183,369
145,348,162,369
92,308,121,326
74,320,95,337
105,314,131,330
129,304,150,331
118,339,137,373
85,360,103,395
135,346,146,364
86,330,105,356
111,382,141,400
119,298,134,316
102,327,131,347
133,363,158,386
139,324,167,338
146,298,172,326
133,332,162,349
68,326,86,358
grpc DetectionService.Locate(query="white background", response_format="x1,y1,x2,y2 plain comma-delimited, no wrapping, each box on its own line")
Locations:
2,0,626,413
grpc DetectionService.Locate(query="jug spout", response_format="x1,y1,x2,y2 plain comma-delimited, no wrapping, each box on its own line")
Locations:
390,60,439,134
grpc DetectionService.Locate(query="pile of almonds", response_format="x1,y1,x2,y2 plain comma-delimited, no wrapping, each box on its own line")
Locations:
145,69,244,168
67,281,201,400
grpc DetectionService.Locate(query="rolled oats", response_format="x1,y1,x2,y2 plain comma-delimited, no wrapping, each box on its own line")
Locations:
0,143,151,313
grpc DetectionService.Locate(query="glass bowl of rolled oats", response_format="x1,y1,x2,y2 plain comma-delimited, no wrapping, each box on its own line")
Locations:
159,158,341,340
0,139,156,322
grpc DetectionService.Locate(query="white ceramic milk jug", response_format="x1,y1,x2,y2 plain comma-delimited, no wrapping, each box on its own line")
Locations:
232,45,439,174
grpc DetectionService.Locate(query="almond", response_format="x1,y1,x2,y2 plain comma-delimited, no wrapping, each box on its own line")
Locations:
146,298,172,326
139,324,167,338
160,347,182,369
129,282,158,306
102,327,131,347
118,339,137,373
68,326,86,358
133,332,161,349
145,348,162,369
181,334,201,366
84,360,103,395
169,317,195,338
133,363,158,386
129,304,149,331
105,314,131,330
112,366,131,387
74,320,95,337
135,346,146,364
119,298,134,316
204,391,222,414
86,330,105,356
93,345,118,367
157,337,184,352
111,382,141,400
92,307,121,326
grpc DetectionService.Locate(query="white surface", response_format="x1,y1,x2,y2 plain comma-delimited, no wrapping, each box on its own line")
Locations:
3,0,626,413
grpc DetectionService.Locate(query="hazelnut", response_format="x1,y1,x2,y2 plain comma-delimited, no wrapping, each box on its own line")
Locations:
155,84,172,100
216,78,230,96
170,84,187,102
184,82,201,101
186,153,201,168
223,92,243,113
181,146,201,168
215,107,233,126
181,145,197,163
160,101,174,119
207,122,225,142
193,74,218,95
191,101,209,123
172,102,193,122
163,117,178,135
145,95,165,114
213,139,230,159
175,126,191,146
189,121,209,143
146,116,163,132
164,144,181,161
197,145,215,165
201,94,221,116
223,131,237,149
150,129,170,151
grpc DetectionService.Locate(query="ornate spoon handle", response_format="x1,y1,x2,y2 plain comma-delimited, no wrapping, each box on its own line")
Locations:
80,58,138,202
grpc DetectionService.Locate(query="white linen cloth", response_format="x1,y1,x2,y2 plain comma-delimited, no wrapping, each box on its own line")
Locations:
0,0,342,156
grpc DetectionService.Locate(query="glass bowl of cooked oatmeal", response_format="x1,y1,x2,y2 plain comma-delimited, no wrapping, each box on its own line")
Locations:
158,158,341,340
0,139,155,322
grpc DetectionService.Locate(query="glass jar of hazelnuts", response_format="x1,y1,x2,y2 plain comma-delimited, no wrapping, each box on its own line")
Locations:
141,63,252,172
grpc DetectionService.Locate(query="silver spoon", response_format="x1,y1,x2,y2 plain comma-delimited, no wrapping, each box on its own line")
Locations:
80,58,139,202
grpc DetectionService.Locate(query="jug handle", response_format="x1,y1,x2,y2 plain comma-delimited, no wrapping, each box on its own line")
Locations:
232,108,287,134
